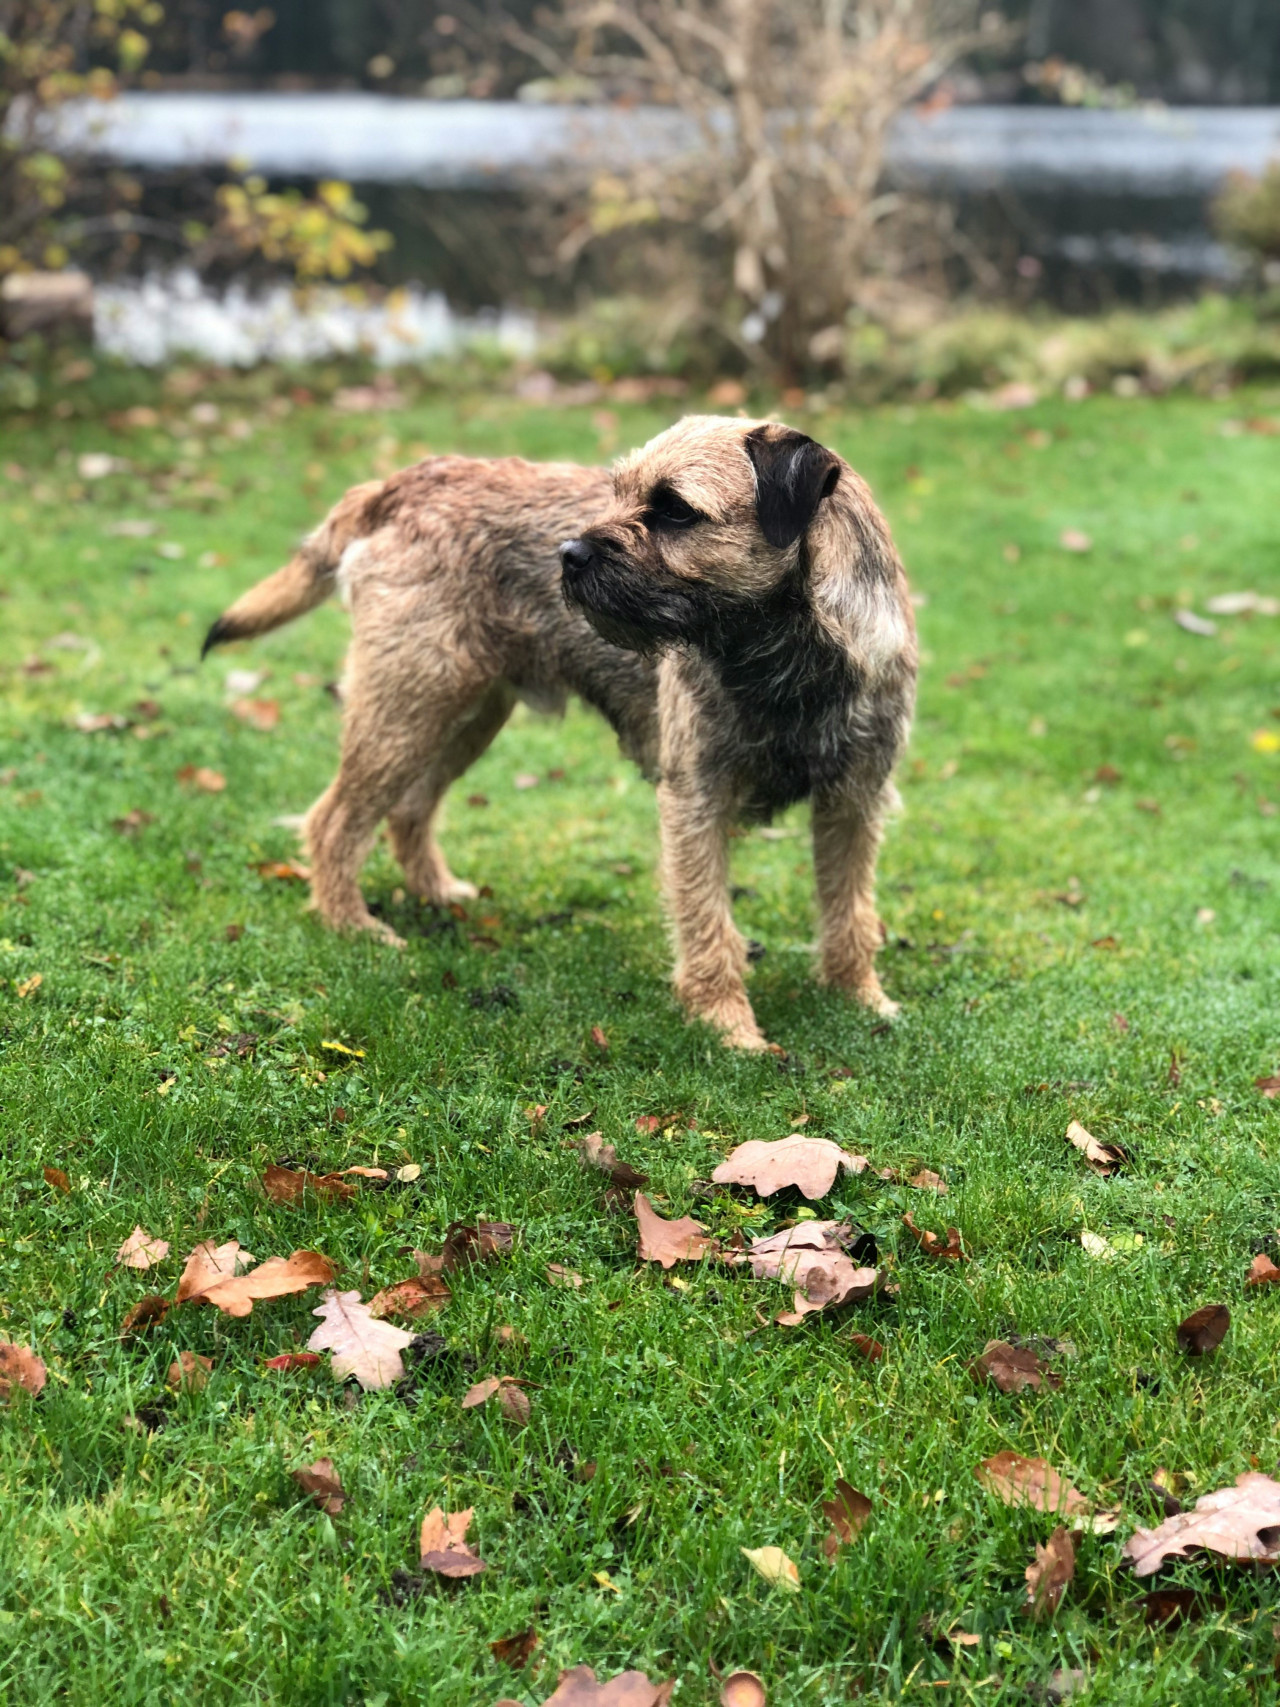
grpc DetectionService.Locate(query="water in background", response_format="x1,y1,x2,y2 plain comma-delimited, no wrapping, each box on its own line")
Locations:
94,270,539,367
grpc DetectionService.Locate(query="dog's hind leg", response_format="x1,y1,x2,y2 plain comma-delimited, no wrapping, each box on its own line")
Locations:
657,780,767,1051
387,683,515,903
812,785,898,1017
304,662,491,946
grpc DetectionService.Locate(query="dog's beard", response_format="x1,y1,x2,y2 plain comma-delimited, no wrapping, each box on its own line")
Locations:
562,553,711,655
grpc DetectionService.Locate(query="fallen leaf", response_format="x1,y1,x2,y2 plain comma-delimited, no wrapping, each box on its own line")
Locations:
1176,1304,1230,1356
711,1136,869,1200
908,1168,947,1193
547,1263,585,1288
1025,1526,1075,1621
540,1668,674,1706
1066,1119,1125,1175
262,1351,323,1371
115,1226,170,1271
395,1162,422,1183
971,1339,1062,1394
43,1165,70,1193
262,1164,356,1205
461,1375,531,1425
176,765,226,792
230,697,280,731
634,1192,716,1268
420,1505,486,1577
307,1289,415,1390
429,1220,516,1271
1125,1472,1280,1576
292,1457,346,1515
634,1115,663,1134
1138,1587,1222,1627
577,1132,648,1190
368,1275,451,1319
320,1038,365,1058
1255,1074,1280,1098
490,1627,539,1668
822,1478,872,1560
112,809,155,835
178,1242,335,1318
119,1295,169,1338
1059,528,1092,553
1174,609,1217,636
255,859,311,882
1247,1253,1280,1287
1080,1229,1117,1262
720,1673,767,1707
590,1024,609,1051
342,1165,389,1180
902,1213,964,1260
975,1453,1091,1517
167,1351,212,1391
1042,1670,1088,1704
741,1545,800,1593
0,1342,47,1401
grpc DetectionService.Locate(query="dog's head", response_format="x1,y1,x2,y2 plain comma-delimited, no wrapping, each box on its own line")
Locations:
559,416,902,665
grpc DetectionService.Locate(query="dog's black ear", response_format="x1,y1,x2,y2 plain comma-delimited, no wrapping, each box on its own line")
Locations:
745,427,841,549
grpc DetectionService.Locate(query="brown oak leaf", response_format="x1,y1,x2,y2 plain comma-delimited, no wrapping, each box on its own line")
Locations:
1066,1120,1125,1175
115,1226,170,1270
119,1295,169,1338
1125,1473,1280,1576
177,1242,335,1318
420,1505,486,1578
975,1453,1091,1517
1176,1304,1230,1356
577,1132,648,1190
307,1289,415,1390
971,1339,1062,1394
263,1164,356,1205
822,1478,871,1560
368,1276,451,1319
490,1627,539,1668
711,1135,869,1200
634,1192,716,1267
1025,1527,1075,1620
902,1213,964,1260
167,1351,212,1391
540,1667,674,1706
462,1375,532,1425
0,1342,47,1401
292,1457,346,1515
1247,1253,1280,1287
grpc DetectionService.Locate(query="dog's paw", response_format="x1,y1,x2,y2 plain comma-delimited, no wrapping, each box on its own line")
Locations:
414,877,479,904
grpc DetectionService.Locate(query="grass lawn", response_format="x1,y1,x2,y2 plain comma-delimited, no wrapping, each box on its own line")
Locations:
2,372,1280,1707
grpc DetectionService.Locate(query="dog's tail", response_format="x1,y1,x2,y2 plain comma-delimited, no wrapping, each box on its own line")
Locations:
201,478,387,658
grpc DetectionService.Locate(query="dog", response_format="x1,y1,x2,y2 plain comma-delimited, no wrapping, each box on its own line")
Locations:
203,415,917,1050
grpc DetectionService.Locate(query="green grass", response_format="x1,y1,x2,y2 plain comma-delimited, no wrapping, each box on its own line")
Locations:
2,373,1280,1707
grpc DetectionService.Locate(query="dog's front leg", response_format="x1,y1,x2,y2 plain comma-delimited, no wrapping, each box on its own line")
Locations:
812,789,898,1018
657,780,765,1050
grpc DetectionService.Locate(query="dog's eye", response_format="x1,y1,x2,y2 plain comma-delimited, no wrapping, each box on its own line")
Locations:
646,489,701,530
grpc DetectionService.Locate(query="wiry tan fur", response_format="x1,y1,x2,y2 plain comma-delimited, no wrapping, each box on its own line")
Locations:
204,416,916,1051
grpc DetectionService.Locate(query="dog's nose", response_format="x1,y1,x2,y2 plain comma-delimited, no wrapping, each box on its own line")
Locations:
559,538,596,575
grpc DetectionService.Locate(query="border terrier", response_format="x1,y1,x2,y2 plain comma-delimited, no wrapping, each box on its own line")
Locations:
204,415,917,1050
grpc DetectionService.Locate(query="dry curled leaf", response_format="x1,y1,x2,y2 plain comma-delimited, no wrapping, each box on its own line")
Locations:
902,1213,964,1260
1176,1304,1230,1356
848,1331,885,1362
634,1192,716,1268
230,696,279,731
262,1351,322,1371
971,1339,1062,1394
1255,1074,1280,1099
177,1241,335,1318
0,1342,47,1401
119,1294,169,1338
1247,1253,1280,1287
577,1132,648,1191
711,1135,869,1200
462,1375,531,1425
1138,1587,1223,1627
292,1457,346,1515
420,1505,486,1578
908,1168,947,1194
368,1275,451,1319
262,1164,356,1205
1025,1526,1075,1621
254,859,311,882
547,1263,585,1288
720,1674,766,1707
1125,1472,1280,1577
307,1289,415,1390
166,1351,212,1391
540,1668,674,1707
1066,1120,1125,1175
975,1453,1091,1517
490,1627,539,1668
115,1226,170,1270
741,1544,800,1593
822,1478,871,1561
423,1219,516,1272
43,1165,70,1194
176,764,225,792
